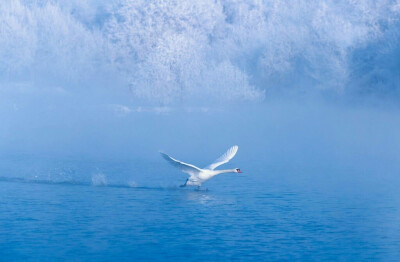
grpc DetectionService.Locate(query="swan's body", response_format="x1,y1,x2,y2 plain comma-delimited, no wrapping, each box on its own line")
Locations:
160,145,241,187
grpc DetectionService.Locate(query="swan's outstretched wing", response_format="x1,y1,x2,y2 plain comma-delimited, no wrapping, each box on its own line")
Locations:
160,152,202,174
205,145,238,170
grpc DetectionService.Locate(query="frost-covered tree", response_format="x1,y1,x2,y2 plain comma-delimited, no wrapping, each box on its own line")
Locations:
0,0,399,104
0,0,105,85
105,0,264,104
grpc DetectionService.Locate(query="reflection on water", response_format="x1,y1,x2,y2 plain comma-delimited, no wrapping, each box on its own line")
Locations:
185,191,215,205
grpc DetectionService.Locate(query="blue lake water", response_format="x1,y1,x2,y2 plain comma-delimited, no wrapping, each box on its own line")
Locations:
0,156,399,261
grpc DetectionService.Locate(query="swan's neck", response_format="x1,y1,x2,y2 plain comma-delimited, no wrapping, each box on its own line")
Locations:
214,169,237,175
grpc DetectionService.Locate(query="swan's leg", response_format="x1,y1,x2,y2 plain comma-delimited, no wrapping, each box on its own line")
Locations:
180,179,188,187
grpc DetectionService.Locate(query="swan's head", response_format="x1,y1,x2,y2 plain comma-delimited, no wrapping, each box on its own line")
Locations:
235,168,242,173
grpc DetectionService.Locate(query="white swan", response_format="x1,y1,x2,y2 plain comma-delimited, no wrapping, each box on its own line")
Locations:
160,145,242,187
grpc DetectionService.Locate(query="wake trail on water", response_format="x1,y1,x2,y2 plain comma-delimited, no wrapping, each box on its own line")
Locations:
0,176,181,191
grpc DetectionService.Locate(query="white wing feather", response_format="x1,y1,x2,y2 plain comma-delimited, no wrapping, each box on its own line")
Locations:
160,152,202,174
205,145,238,170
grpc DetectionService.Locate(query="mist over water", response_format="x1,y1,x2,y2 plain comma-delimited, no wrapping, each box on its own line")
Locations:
1,0,400,260
0,0,399,162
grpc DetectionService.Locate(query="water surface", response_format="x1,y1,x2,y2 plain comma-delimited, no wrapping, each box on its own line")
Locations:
0,157,399,261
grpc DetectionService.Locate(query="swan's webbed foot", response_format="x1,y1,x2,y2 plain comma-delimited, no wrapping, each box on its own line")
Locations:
180,179,188,187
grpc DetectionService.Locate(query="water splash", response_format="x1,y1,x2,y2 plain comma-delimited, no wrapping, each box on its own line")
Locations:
127,181,138,188
91,173,108,186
